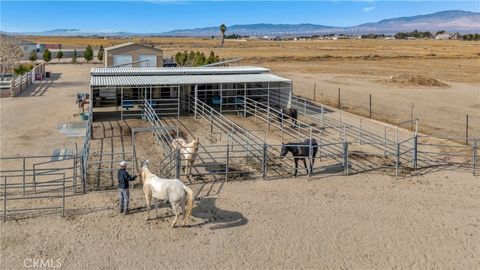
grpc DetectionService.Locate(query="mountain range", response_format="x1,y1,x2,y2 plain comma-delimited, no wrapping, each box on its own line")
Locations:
4,10,479,37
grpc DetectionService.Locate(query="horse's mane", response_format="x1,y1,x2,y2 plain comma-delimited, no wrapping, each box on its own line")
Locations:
171,138,187,150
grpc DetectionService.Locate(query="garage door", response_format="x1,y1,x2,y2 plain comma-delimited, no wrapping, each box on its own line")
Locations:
138,55,157,67
113,55,133,67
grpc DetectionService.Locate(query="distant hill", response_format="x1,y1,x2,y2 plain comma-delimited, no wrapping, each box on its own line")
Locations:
3,10,479,37
351,10,480,34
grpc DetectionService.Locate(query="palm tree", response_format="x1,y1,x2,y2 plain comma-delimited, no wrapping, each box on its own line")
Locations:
219,24,227,47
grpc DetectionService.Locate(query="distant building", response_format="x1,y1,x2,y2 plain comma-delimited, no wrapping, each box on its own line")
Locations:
104,42,163,67
434,32,460,40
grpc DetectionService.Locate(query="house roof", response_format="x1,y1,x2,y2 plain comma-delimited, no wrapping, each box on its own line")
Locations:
104,42,162,52
90,73,291,87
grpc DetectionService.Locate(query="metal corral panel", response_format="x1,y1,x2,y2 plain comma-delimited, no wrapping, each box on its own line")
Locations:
90,66,270,76
91,74,291,86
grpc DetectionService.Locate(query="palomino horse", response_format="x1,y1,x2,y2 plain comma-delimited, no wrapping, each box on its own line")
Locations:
280,138,318,177
171,138,200,177
140,160,194,227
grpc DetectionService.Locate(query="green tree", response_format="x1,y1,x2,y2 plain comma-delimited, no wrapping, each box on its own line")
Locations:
84,45,93,62
14,64,33,76
43,49,52,62
219,24,227,47
72,49,78,64
97,45,104,61
56,50,63,62
29,50,37,62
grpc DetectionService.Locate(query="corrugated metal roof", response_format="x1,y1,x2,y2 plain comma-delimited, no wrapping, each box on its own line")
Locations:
90,66,270,76
91,74,291,86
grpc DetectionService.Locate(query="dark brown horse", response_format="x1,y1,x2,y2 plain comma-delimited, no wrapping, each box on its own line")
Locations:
280,138,318,177
277,107,298,127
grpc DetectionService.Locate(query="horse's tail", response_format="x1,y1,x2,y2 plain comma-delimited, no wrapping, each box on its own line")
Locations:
183,185,195,226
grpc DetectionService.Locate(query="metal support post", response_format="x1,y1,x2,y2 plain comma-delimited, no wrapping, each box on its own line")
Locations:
62,174,66,217
384,126,387,157
320,105,324,128
473,139,477,176
396,143,400,178
225,143,230,181
175,148,181,179
413,135,418,170
3,177,7,222
194,85,198,119
22,157,26,197
343,142,349,176
262,144,268,179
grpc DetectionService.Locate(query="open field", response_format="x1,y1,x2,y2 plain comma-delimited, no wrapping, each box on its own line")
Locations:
21,37,480,138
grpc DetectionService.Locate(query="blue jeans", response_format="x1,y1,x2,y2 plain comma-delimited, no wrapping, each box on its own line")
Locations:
119,188,129,210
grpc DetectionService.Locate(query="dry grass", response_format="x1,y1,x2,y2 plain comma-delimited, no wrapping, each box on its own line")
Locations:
376,74,450,87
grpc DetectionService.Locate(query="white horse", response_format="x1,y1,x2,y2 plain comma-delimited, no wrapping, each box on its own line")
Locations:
171,138,200,177
140,160,194,227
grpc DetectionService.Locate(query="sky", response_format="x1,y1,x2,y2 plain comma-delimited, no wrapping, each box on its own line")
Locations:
1,1,479,33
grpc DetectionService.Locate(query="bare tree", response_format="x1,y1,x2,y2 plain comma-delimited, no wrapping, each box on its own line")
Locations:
0,36,24,81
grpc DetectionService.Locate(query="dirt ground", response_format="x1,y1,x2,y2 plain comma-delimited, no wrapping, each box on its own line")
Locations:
1,171,479,269
1,58,479,269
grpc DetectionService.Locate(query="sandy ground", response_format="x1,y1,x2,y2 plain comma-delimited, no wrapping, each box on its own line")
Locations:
1,62,479,269
265,60,480,139
1,171,479,269
0,63,100,157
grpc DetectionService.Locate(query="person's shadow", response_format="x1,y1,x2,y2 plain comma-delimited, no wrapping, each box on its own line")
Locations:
191,197,248,230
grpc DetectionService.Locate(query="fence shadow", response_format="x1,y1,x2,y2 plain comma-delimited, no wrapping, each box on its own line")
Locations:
18,73,61,97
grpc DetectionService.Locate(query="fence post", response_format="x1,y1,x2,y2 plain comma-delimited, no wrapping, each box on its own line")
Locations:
396,143,400,179
175,148,181,179
413,135,418,170
359,118,363,144
62,173,66,217
33,163,37,194
465,114,469,145
225,143,230,181
369,94,372,118
210,108,213,133
343,142,349,176
3,177,6,222
384,126,387,157
22,157,26,197
338,88,341,109
81,155,86,194
254,102,257,122
267,106,271,131
308,139,313,178
313,83,316,101
262,144,268,180
320,105,324,128
303,98,307,115
473,139,477,176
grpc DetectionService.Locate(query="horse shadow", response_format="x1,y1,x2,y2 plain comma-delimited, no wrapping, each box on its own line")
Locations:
190,197,248,230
